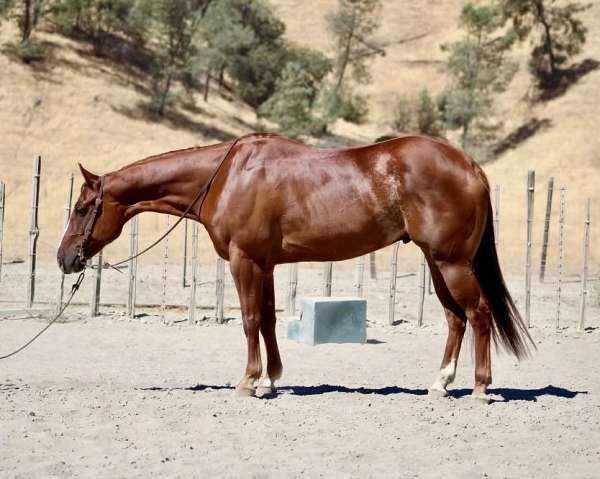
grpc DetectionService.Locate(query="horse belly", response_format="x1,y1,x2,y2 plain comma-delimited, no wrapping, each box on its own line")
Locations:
279,190,406,263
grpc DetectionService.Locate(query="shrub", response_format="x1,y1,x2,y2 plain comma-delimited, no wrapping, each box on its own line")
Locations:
16,38,45,62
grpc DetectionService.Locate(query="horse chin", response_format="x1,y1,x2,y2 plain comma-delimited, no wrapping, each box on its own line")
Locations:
58,250,86,274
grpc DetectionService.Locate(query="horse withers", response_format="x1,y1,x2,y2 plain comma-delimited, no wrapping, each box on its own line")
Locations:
57,133,533,402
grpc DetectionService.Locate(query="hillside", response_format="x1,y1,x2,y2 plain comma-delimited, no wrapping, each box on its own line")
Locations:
0,0,598,274
272,0,600,273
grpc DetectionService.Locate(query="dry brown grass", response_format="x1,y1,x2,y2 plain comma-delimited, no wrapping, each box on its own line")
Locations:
0,1,598,277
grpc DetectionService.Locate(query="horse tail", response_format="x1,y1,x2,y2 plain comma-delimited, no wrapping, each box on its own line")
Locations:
472,197,535,359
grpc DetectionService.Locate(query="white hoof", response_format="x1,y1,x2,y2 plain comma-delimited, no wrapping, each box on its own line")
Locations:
428,387,448,398
470,393,491,405
256,378,277,399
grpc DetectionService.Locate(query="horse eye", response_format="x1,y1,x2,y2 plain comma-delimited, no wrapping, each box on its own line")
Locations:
75,205,88,216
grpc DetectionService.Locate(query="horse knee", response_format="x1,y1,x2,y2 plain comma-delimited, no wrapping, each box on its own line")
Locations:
467,304,492,333
447,312,466,333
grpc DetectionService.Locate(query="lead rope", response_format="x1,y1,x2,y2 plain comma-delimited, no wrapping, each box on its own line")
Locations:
0,271,85,360
0,136,242,360
106,136,240,269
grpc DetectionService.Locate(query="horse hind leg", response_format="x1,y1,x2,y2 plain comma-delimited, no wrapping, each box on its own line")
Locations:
426,257,467,397
428,256,493,402
429,308,466,397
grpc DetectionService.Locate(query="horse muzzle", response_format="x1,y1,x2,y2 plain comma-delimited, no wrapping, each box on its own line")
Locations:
57,246,86,274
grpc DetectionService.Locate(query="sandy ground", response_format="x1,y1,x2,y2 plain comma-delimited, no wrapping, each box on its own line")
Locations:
1,313,599,478
1,258,599,478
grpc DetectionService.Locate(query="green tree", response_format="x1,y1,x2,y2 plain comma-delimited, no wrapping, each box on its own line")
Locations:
51,0,146,55
259,62,321,139
391,95,414,132
322,0,384,124
143,0,204,116
416,89,443,137
0,0,50,42
199,0,286,107
501,0,590,84
442,3,518,150
327,0,383,94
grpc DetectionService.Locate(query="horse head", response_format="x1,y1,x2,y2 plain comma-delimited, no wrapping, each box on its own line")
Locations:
57,164,127,273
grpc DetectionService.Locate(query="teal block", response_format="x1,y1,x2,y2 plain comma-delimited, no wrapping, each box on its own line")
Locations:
287,318,301,341
287,297,366,345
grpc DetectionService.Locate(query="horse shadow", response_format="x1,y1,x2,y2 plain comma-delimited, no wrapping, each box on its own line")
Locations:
447,385,587,403
138,384,585,403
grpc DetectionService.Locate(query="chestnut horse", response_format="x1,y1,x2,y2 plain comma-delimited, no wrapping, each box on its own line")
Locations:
57,133,532,401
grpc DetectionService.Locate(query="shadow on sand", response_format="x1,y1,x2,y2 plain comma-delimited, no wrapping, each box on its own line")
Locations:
138,384,586,403
448,385,587,403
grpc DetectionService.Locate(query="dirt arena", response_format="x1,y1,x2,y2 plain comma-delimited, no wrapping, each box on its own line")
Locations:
1,262,599,478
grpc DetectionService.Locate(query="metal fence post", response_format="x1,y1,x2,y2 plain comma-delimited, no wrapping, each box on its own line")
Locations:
355,255,365,298
127,216,139,318
215,257,225,323
286,263,298,316
90,251,102,317
188,222,199,324
27,156,41,309
525,171,535,327
57,174,74,313
579,198,591,330
556,188,566,329
369,252,377,279
182,219,189,288
417,251,426,327
388,242,400,325
161,216,170,323
539,177,554,282
0,181,5,283
323,262,333,297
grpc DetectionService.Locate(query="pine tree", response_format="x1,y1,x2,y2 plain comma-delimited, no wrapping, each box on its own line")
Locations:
144,0,203,116
416,89,443,137
199,0,286,107
327,0,383,93
323,0,383,123
442,3,518,150
501,0,590,85
0,0,49,42
259,62,321,139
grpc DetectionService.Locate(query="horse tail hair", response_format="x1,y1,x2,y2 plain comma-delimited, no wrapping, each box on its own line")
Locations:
472,197,535,359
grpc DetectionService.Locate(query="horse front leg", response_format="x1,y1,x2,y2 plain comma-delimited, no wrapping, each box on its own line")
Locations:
229,246,265,396
256,272,282,398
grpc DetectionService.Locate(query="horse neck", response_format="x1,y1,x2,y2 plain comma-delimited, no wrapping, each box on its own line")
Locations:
108,143,231,220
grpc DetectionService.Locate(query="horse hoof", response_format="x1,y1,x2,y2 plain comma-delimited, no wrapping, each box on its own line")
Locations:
428,387,448,398
470,394,491,405
256,386,277,399
234,386,255,397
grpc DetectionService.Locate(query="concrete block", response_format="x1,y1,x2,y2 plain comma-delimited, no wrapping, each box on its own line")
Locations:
287,297,366,345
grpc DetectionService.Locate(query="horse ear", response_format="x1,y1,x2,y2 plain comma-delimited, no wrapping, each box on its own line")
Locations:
78,163,99,188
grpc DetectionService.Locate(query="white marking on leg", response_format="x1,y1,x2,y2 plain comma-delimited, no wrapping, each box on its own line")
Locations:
260,377,274,388
430,359,457,392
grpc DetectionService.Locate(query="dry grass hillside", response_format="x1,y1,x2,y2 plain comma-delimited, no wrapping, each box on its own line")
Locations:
274,0,600,274
0,0,598,276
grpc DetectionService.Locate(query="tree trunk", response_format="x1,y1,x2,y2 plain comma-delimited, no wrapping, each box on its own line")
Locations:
334,5,358,95
218,63,225,89
461,122,470,150
21,0,33,41
32,0,40,28
203,69,211,102
535,0,557,76
158,69,173,116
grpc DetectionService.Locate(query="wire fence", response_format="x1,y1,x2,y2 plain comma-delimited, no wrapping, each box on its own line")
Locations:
0,160,598,331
